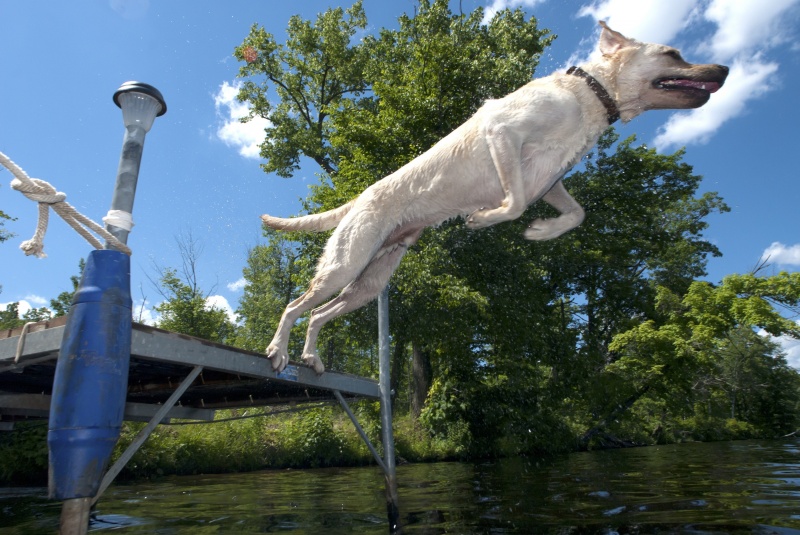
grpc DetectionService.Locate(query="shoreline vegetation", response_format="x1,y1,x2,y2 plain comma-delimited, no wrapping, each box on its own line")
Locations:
1,403,792,486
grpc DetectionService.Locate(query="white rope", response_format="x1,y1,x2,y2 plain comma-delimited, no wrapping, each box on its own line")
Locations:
0,151,131,257
14,321,36,363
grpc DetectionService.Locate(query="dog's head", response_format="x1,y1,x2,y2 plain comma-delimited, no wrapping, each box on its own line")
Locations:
597,22,729,120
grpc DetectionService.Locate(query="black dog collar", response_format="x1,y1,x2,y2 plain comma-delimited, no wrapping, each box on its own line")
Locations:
567,66,620,125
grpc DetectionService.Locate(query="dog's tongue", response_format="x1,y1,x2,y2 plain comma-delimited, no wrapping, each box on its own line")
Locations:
669,79,721,93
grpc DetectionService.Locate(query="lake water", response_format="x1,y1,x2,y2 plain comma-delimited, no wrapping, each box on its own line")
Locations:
2,439,799,534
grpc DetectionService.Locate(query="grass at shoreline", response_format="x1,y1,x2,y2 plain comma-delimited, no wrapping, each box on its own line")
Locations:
0,404,467,485
0,403,782,485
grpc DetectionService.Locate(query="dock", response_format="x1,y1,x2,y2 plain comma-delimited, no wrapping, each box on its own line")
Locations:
1,316,380,427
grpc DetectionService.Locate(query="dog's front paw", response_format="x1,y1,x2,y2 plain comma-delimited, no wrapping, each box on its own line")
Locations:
266,344,289,373
302,354,326,375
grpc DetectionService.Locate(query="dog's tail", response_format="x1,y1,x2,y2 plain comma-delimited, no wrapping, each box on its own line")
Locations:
261,200,356,232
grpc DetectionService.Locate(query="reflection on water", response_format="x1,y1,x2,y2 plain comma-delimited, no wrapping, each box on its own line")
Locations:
2,439,799,533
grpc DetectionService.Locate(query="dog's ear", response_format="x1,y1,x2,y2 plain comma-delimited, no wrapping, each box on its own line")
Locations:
598,20,634,56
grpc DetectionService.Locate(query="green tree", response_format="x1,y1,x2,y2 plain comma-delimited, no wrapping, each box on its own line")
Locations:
598,272,800,442
0,302,51,330
0,209,13,245
49,259,85,317
1,187,18,296
710,327,799,435
0,260,85,329
151,234,236,343
235,2,370,178
0,185,15,246
234,230,304,353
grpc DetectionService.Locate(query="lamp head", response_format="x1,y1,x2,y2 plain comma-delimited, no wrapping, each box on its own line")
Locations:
113,81,166,132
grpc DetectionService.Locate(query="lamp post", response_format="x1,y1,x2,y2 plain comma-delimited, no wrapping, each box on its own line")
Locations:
106,82,166,248
48,82,165,535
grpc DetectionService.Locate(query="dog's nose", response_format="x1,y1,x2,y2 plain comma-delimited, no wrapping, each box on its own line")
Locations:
719,65,729,74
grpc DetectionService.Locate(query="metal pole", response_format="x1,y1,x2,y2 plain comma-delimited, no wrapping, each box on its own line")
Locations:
378,286,400,533
105,81,166,249
59,498,92,535
104,123,145,247
334,390,387,472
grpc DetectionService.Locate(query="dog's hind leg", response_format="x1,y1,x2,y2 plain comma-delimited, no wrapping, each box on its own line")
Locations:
524,180,585,241
300,229,422,374
266,271,349,373
266,212,401,372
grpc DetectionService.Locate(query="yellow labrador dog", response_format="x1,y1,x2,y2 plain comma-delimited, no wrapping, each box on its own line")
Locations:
261,22,728,374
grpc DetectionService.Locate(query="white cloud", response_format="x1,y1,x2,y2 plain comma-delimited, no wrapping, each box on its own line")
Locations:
205,294,238,324
213,81,269,159
1,301,26,316
702,0,800,63
777,334,800,370
482,0,545,25
24,294,47,307
227,277,247,292
759,327,800,370
578,0,698,45
1,299,37,316
133,298,160,325
761,242,800,266
653,57,778,149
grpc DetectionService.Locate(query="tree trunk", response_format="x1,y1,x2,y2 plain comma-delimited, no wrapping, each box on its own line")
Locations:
411,342,432,419
580,384,651,446
326,338,335,373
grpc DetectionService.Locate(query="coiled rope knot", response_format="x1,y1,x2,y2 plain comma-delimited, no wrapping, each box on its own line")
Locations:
11,177,67,204
1,151,131,257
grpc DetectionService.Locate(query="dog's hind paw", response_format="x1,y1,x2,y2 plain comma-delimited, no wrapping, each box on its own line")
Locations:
466,207,491,229
524,218,568,241
302,354,326,375
266,344,289,373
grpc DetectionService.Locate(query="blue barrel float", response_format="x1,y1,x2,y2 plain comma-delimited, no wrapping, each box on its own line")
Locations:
48,249,132,499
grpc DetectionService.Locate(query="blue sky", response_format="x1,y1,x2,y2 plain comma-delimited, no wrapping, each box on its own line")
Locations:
1,0,799,363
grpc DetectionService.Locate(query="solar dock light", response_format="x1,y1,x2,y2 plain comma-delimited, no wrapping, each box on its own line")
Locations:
48,82,166,535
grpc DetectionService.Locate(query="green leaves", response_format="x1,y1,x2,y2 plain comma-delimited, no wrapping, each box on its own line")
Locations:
233,230,306,353
606,273,800,436
153,267,235,343
234,3,370,177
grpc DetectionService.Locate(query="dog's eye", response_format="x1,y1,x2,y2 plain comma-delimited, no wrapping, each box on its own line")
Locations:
665,50,683,61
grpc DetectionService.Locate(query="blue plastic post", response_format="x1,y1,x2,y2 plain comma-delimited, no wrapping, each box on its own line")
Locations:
47,249,132,499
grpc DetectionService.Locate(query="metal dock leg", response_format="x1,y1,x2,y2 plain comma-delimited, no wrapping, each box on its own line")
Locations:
93,366,203,506
378,287,401,533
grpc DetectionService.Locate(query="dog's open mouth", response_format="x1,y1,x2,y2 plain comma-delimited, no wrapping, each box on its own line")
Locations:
654,78,721,94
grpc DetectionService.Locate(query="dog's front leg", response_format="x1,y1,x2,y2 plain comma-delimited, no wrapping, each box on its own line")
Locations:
466,124,526,229
524,180,585,241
